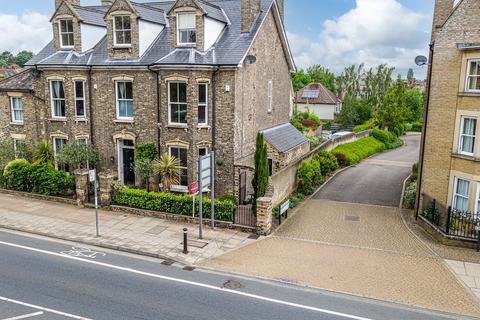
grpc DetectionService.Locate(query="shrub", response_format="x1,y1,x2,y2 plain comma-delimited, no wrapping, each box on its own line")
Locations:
114,188,236,221
411,163,418,182
135,143,157,161
335,153,347,168
219,194,237,204
323,121,333,130
3,159,32,191
371,129,403,149
297,161,316,195
332,137,385,166
403,181,417,209
313,150,339,176
411,122,423,132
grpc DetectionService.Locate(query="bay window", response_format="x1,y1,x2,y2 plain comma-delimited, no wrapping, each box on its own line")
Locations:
466,60,480,92
177,13,196,45
459,117,477,156
10,97,23,123
50,80,66,118
116,81,134,119
169,82,187,125
114,15,132,46
169,146,188,186
198,83,208,125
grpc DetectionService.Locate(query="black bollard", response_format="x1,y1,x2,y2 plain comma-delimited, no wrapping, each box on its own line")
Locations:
183,228,188,254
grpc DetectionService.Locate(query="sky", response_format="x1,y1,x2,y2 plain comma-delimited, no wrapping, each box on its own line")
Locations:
0,0,434,78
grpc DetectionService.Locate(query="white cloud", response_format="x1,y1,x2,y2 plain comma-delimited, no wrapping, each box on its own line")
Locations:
0,12,51,54
287,0,431,77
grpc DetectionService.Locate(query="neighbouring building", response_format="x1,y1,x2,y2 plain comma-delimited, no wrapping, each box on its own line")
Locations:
418,0,480,217
0,0,307,202
293,83,342,121
0,64,23,80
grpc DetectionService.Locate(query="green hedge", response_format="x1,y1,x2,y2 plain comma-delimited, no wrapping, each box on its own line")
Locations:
353,119,376,133
114,188,236,221
3,160,75,196
371,129,404,149
332,137,385,165
313,150,339,176
410,122,423,132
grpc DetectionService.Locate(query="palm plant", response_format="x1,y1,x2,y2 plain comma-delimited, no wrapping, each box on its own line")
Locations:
152,153,180,192
33,141,54,165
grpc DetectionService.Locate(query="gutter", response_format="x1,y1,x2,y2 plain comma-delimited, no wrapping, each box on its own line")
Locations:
148,65,162,155
415,42,434,219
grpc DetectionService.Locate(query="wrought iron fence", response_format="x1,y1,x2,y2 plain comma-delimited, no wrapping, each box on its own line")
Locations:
421,193,480,240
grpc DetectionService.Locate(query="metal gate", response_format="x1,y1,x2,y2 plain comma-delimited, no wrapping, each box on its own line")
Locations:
234,205,256,227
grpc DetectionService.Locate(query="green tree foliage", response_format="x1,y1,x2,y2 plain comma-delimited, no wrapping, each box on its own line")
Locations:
134,158,153,191
405,88,424,121
0,140,15,168
252,133,269,200
15,51,33,67
152,153,180,192
56,142,98,170
376,77,410,131
135,143,157,161
338,95,372,126
407,68,414,82
291,65,338,93
0,51,14,64
33,141,54,165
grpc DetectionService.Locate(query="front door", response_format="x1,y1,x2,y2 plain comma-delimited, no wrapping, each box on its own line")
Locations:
118,139,135,186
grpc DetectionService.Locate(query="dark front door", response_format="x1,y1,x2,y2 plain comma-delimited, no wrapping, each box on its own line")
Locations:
122,148,135,186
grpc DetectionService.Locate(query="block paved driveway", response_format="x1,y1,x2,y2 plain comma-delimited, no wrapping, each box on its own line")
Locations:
204,134,480,316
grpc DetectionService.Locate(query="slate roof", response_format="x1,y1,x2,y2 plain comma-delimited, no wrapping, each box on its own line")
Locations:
0,70,34,92
262,123,309,154
294,83,341,105
26,0,288,68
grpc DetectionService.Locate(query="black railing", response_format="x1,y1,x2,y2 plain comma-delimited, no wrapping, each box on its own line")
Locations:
421,193,480,241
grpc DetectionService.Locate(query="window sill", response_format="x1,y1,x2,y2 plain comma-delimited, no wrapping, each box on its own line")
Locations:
50,118,67,122
167,124,188,129
10,122,24,126
458,92,480,97
177,43,196,47
114,119,134,124
197,125,210,129
75,118,88,122
113,45,132,49
60,46,75,50
452,153,480,162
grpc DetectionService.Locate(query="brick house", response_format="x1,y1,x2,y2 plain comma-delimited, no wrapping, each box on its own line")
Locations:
418,0,480,215
0,0,306,202
294,83,342,121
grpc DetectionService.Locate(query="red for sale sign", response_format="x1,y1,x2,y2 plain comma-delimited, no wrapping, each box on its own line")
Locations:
188,182,199,196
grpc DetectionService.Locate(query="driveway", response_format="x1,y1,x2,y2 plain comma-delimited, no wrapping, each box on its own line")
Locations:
205,134,480,316
314,134,420,207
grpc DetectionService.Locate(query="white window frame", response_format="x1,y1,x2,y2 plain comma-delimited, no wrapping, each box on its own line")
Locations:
169,146,188,189
50,80,66,119
177,12,196,45
13,139,25,159
113,15,132,47
198,83,208,126
52,136,68,170
168,81,188,126
458,116,477,156
475,182,480,215
453,177,470,213
74,80,86,118
59,19,74,49
10,96,24,123
267,80,273,113
466,59,480,93
115,81,134,120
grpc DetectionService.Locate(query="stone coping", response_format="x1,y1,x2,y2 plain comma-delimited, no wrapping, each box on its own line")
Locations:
0,188,77,206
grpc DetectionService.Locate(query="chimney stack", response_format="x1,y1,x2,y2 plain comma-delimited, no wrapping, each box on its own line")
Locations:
101,0,114,6
431,0,454,40
242,0,261,33
55,0,80,9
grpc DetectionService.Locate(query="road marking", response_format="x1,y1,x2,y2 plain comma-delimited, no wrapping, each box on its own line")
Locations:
0,296,91,320
60,246,106,259
0,240,374,320
2,312,43,320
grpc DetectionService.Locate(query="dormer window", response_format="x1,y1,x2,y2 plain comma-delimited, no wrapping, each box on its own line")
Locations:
113,15,132,47
177,13,196,45
59,19,74,48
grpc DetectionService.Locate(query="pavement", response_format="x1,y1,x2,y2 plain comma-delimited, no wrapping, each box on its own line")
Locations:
204,134,480,317
0,229,475,320
0,192,257,265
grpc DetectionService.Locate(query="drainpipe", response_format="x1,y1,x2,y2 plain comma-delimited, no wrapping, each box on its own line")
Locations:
212,67,220,152
87,66,94,147
415,42,434,220
148,65,161,155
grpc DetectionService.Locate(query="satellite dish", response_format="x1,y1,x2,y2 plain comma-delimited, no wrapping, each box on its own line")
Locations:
245,55,257,64
415,55,428,66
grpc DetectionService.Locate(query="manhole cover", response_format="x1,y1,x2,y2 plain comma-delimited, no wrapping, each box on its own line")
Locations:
183,266,196,271
248,234,260,240
161,259,174,266
345,215,360,222
223,280,243,290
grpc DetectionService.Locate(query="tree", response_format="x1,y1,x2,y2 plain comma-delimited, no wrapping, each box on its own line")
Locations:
0,60,8,68
15,51,33,67
407,68,414,82
306,65,338,94
0,140,15,168
56,142,98,170
291,69,312,92
252,133,269,201
33,141,54,166
152,153,180,192
338,95,372,126
405,88,424,121
134,158,153,192
376,77,410,131
0,51,14,64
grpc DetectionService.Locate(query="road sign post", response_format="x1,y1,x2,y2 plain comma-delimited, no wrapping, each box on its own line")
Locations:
211,151,215,229
197,154,214,239
89,169,99,237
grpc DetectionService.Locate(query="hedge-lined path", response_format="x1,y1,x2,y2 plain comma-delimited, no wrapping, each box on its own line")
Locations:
0,192,257,265
204,133,480,317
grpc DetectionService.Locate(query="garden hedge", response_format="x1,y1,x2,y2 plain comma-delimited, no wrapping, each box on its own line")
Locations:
332,137,385,165
114,188,236,221
371,129,404,149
